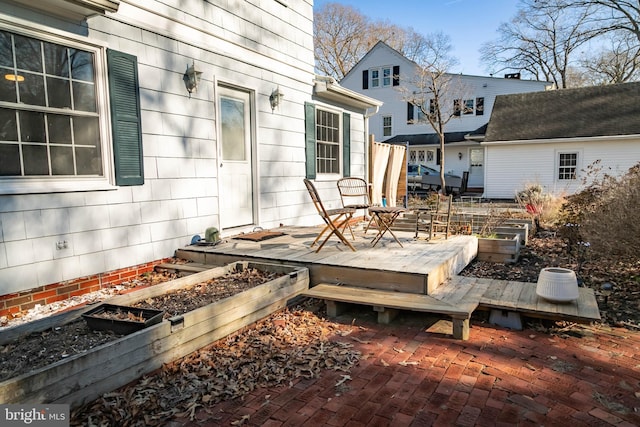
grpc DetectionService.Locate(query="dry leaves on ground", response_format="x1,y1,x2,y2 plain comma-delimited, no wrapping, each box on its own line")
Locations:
71,308,360,426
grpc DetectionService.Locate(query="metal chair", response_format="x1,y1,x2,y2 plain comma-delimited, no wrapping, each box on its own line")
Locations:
337,177,373,238
303,179,357,252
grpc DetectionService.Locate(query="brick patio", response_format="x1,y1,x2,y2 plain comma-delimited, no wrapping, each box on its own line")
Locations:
169,308,640,426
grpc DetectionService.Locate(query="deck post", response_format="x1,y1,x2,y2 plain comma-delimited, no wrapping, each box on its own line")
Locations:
374,306,399,324
325,300,347,317
452,316,470,340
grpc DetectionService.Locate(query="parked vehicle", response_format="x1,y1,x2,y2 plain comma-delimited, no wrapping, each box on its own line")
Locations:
407,164,461,192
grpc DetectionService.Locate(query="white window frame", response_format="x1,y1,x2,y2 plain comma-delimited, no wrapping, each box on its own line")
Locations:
369,66,392,88
426,150,435,163
556,150,580,181
382,115,392,137
0,15,113,195
315,105,342,178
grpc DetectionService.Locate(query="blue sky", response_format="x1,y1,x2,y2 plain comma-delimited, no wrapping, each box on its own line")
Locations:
314,0,520,76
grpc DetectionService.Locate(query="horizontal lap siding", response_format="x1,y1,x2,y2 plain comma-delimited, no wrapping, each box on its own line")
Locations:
484,138,640,199
0,0,315,297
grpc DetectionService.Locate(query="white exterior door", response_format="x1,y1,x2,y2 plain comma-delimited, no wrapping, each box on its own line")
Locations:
468,148,484,187
218,86,254,230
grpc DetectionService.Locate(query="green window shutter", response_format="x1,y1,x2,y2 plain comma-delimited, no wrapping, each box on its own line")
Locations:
108,49,144,186
304,102,316,179
342,112,350,177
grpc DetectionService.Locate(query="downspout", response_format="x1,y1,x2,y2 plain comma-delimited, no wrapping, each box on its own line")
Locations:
363,106,379,185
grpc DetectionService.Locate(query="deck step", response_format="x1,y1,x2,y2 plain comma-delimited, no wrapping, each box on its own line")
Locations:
302,283,473,340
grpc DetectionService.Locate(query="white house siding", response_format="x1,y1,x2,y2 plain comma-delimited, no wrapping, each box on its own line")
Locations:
339,42,551,179
340,43,551,141
483,137,640,199
0,0,320,296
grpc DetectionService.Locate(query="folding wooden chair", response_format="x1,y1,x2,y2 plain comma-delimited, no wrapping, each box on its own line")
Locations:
303,179,357,252
430,194,453,240
337,177,373,238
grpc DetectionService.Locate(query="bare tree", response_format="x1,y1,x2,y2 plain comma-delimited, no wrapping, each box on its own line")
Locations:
314,2,435,80
578,32,640,84
399,32,463,193
481,0,606,88
536,0,640,44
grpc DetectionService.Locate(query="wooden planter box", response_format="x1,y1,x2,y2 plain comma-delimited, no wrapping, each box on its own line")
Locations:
477,233,521,263
494,223,529,245
0,261,308,408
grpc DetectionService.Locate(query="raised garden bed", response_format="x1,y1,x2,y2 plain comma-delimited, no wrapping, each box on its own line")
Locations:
477,233,521,263
0,261,309,408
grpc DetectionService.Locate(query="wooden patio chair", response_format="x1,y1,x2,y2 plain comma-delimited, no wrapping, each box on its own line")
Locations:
430,194,453,240
337,177,373,238
303,179,357,252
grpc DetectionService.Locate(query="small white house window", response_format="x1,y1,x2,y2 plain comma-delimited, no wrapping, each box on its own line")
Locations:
370,66,392,88
382,115,392,137
558,152,578,180
417,150,425,163
463,99,474,115
409,150,416,163
382,67,391,86
426,150,434,163
316,107,341,175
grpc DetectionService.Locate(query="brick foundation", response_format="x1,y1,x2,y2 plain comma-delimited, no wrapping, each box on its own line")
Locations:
0,258,171,319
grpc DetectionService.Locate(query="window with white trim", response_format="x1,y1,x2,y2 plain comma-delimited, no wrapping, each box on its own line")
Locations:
0,28,105,180
409,150,416,163
417,150,425,163
558,152,578,180
426,150,434,163
315,107,341,175
382,115,392,137
370,66,392,88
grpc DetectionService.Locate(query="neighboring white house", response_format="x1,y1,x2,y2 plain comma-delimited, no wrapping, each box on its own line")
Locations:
0,0,381,313
482,82,640,199
340,41,552,188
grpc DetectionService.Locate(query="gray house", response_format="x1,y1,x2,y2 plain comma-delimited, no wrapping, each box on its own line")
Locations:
0,0,381,317
482,82,640,199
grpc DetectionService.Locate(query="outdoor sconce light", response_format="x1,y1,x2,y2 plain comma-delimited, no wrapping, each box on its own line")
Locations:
458,152,463,160
183,60,202,97
269,86,284,112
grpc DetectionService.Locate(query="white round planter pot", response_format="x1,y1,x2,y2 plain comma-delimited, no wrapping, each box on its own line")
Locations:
536,267,579,303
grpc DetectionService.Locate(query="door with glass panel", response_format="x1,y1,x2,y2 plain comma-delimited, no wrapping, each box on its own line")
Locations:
217,85,254,229
468,148,484,187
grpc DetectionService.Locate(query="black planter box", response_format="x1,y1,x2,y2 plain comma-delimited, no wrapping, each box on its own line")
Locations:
82,304,164,335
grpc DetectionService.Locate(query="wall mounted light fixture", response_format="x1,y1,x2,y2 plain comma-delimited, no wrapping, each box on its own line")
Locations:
269,86,284,112
458,152,463,160
183,60,202,97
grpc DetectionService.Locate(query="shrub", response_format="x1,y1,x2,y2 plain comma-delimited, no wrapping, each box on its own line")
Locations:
558,162,640,260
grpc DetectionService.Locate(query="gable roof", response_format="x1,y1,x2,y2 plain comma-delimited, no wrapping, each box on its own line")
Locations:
340,40,418,83
484,82,640,142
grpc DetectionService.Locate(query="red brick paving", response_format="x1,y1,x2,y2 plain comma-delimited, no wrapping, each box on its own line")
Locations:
171,309,640,427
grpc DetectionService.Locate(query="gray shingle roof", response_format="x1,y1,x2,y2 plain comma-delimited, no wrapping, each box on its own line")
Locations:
484,81,640,142
383,124,488,146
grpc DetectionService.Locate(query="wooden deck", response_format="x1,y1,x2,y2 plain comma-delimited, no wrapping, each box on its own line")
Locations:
176,225,601,339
